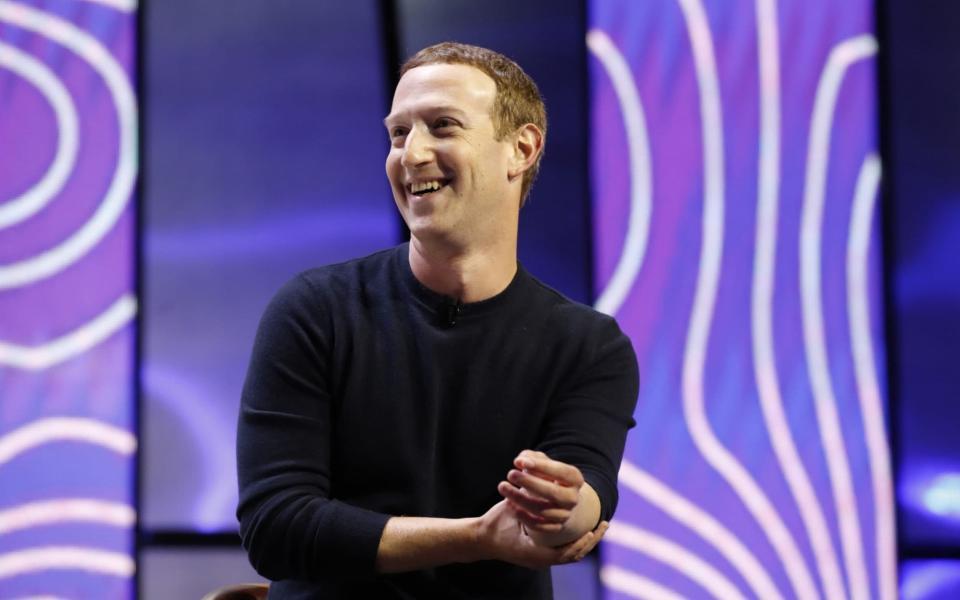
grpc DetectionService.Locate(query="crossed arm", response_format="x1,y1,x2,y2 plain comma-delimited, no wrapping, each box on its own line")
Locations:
375,450,609,573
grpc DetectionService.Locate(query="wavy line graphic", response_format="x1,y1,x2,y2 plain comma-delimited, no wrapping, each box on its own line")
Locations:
801,34,879,600
675,0,818,596
586,29,653,317
846,153,895,600
0,417,136,467
0,0,138,372
602,564,686,600
80,0,137,11
606,519,747,599
591,2,889,599
618,460,783,599
752,1,846,598
0,499,135,534
0,294,137,370
0,2,138,597
0,0,137,290
0,547,134,579
588,21,792,598
0,40,78,229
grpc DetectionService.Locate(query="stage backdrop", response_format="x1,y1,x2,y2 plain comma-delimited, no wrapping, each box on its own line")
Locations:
0,0,137,598
587,1,892,599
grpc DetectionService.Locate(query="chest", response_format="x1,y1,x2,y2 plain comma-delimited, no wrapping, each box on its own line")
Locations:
325,301,583,507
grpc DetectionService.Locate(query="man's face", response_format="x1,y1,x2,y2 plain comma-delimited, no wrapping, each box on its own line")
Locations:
384,63,516,243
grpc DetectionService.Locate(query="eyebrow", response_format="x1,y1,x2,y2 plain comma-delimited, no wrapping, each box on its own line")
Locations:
383,106,469,127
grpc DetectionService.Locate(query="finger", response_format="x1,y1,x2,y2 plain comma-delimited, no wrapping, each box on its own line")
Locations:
520,449,551,461
507,501,565,533
504,496,566,530
514,454,584,488
498,480,551,508
558,530,594,563
504,471,565,504
499,482,571,522
501,494,550,525
558,521,609,562
595,521,610,540
577,522,609,558
507,469,579,509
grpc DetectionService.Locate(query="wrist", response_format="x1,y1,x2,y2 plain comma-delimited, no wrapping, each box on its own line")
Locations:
460,516,488,563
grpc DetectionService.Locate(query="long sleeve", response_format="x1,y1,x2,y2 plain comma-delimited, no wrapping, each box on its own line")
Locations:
236,275,390,581
535,311,639,522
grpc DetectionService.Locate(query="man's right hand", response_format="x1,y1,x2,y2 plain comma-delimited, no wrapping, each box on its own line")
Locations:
475,499,608,569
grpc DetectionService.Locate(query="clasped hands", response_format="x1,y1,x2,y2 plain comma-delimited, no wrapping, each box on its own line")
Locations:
478,450,609,569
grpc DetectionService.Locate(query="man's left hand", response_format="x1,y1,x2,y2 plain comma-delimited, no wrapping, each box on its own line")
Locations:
496,450,601,546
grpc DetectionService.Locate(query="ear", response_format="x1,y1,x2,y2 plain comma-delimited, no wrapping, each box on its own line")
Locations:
507,123,544,182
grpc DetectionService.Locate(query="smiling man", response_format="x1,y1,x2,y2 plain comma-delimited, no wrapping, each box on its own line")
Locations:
237,42,639,599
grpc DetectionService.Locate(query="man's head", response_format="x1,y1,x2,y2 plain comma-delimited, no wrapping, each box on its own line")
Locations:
398,42,547,207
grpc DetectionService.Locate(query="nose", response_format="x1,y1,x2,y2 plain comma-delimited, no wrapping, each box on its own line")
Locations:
401,126,433,168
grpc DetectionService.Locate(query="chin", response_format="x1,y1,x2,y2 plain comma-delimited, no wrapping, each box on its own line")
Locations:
406,217,457,244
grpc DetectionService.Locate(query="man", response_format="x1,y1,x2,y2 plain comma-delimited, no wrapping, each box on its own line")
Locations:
237,42,638,598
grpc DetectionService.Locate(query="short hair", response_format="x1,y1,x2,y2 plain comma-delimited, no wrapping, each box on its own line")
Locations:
400,42,547,207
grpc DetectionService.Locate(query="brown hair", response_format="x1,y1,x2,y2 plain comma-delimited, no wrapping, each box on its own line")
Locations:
400,42,547,207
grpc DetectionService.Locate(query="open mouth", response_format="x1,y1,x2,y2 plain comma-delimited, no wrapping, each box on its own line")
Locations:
408,179,451,197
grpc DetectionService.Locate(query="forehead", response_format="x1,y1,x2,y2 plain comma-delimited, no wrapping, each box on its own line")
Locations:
387,63,497,120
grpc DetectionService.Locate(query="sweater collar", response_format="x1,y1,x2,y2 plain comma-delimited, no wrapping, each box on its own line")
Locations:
395,243,530,321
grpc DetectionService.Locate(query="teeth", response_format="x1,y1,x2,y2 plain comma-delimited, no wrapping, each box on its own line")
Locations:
410,180,443,194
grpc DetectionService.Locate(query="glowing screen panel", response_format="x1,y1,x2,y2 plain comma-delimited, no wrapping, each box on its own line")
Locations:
140,1,394,531
588,1,891,598
0,0,137,597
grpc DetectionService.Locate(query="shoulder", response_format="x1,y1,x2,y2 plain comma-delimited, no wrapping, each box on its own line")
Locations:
525,274,628,345
262,245,402,325
296,245,400,298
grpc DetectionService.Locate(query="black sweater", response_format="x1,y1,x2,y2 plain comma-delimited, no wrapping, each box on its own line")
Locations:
237,244,639,599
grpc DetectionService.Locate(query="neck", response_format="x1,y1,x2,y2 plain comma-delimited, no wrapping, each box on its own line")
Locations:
408,235,518,303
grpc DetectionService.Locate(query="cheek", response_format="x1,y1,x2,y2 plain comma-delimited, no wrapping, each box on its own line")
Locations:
385,151,401,181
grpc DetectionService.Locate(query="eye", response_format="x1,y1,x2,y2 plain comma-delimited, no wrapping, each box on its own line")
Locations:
433,117,457,130
390,126,409,139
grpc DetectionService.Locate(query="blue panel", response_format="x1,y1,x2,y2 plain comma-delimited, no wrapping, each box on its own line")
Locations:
902,560,960,600
588,0,891,598
141,1,394,530
883,0,960,547
0,0,137,597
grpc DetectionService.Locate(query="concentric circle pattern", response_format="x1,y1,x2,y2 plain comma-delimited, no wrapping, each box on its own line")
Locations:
0,1,137,597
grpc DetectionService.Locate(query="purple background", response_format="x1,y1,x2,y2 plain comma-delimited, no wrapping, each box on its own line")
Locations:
589,1,889,598
0,0,136,597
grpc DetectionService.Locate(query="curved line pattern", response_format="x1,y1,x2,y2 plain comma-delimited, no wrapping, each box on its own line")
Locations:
751,1,847,598
0,294,136,370
79,0,137,11
586,24,775,597
0,41,79,229
675,0,818,596
0,499,135,535
586,29,653,317
0,547,134,579
846,153,895,600
606,520,747,600
601,565,686,600
801,34,878,600
618,460,783,600
0,2,137,289
0,417,136,467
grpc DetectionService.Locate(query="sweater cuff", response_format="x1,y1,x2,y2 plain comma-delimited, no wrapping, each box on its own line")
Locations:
321,500,392,577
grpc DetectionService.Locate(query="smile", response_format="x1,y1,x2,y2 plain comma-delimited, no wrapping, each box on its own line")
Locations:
408,179,451,196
